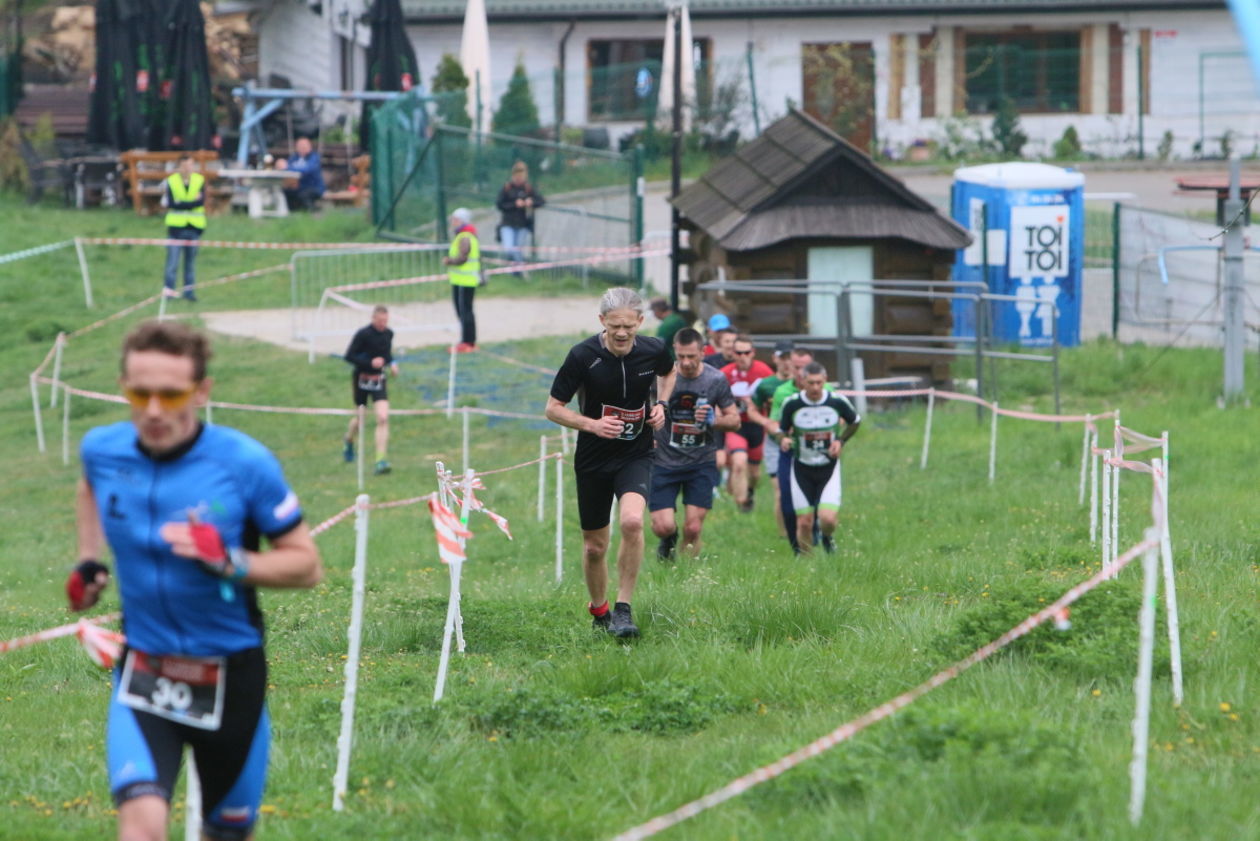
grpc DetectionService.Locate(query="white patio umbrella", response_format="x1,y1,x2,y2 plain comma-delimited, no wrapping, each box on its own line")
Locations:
658,0,695,132
460,0,492,132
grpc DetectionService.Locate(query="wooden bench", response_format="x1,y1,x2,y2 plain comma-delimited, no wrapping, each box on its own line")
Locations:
119,150,232,216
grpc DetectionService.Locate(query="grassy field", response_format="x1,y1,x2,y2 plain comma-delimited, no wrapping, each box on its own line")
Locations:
2,195,1260,841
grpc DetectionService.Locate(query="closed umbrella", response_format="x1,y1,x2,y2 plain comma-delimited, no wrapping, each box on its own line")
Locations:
160,0,216,150
659,0,695,133
87,0,145,150
135,0,168,149
360,0,419,150
459,0,491,133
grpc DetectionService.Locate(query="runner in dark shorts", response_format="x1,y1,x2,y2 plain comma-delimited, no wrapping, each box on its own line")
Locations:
343,305,400,475
648,328,739,559
546,288,675,638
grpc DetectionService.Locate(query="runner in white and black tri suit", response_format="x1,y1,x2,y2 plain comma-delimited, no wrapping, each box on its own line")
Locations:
649,327,740,560
775,362,861,555
546,288,676,638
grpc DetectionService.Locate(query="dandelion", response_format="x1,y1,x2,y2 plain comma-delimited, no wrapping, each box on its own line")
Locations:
1220,702,1232,713
1091,689,1102,697
259,805,277,815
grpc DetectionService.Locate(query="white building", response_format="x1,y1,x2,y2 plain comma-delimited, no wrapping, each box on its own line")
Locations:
244,0,1255,159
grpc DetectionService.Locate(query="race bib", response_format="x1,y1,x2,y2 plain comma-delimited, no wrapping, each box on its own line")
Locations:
669,421,707,449
802,430,834,454
118,650,226,731
357,373,384,391
602,403,646,441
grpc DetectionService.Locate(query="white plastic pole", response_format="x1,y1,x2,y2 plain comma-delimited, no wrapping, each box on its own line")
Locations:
205,400,213,426
30,374,46,454
49,333,65,408
987,402,998,483
1111,448,1121,563
919,389,935,470
560,426,570,455
184,754,201,841
75,237,94,309
1101,450,1112,569
332,494,370,811
461,409,470,475
849,357,868,418
1078,416,1092,505
356,405,366,491
61,385,71,466
1089,435,1099,544
446,344,457,419
454,469,475,654
1155,457,1184,707
158,287,169,321
434,472,474,703
537,436,547,522
555,454,564,584
1129,529,1161,826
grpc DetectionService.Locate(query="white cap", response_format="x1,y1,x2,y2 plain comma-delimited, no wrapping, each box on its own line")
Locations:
451,207,472,224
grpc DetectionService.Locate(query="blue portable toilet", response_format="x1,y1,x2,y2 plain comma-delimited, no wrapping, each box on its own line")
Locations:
951,163,1085,347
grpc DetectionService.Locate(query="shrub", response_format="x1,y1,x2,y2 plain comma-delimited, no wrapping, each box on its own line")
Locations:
492,62,541,139
1052,125,1082,160
431,53,471,129
991,97,1028,158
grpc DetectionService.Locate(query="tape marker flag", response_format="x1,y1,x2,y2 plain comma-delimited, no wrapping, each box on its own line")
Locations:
429,498,472,565
1229,0,1260,84
77,621,125,669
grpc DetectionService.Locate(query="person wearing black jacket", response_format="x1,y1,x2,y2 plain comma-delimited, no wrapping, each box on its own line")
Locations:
495,161,545,272
546,288,676,639
343,306,400,475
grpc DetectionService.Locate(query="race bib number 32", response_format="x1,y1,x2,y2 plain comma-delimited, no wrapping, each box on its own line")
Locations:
602,403,646,441
118,650,227,731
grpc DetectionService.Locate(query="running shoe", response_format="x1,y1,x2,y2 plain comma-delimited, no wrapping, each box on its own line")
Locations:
182,290,198,302
162,287,179,299
821,534,836,554
374,459,391,475
657,531,678,561
608,602,639,638
590,602,611,632
343,440,354,463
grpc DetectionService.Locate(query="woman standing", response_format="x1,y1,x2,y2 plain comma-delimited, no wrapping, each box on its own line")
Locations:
495,160,545,272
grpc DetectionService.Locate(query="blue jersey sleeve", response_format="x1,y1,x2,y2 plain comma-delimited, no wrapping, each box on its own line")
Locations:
242,443,303,538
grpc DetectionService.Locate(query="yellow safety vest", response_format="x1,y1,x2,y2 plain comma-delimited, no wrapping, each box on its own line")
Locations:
164,172,207,230
447,230,480,287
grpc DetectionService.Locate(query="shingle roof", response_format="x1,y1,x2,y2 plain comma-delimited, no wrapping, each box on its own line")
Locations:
671,109,971,252
402,0,1223,21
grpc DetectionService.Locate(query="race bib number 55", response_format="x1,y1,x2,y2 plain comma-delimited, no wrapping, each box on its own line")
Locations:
602,404,646,441
118,650,227,731
669,421,707,449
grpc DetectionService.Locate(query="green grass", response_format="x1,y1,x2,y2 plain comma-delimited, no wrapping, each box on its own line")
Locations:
3,193,1260,840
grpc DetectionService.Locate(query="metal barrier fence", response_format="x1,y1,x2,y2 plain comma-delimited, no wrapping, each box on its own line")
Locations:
698,278,1061,412
1113,204,1260,345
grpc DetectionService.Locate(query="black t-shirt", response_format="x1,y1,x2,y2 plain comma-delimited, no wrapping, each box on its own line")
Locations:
703,352,730,369
345,325,394,376
550,333,673,472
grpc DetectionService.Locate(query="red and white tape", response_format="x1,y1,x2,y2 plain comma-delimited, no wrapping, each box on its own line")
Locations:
0,613,120,656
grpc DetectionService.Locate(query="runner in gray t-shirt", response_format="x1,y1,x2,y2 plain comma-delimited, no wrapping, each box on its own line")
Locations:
649,328,740,559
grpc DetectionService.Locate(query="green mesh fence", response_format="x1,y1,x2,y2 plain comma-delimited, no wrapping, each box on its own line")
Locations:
0,50,21,118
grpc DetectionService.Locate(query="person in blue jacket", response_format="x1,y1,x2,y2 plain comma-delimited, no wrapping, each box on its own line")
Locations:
276,136,326,211
67,320,323,841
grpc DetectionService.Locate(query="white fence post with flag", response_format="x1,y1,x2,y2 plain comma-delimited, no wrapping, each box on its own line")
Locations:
431,477,473,704
333,494,371,812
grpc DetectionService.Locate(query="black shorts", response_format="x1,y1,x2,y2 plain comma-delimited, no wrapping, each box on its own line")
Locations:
108,646,269,840
352,371,388,407
575,455,653,531
649,462,719,512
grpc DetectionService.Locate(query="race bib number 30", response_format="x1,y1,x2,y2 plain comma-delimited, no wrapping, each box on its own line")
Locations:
602,404,646,441
118,650,226,731
669,421,706,449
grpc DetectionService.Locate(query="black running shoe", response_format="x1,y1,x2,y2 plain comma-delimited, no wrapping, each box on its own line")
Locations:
821,534,836,554
657,532,678,560
592,611,611,632
608,602,640,638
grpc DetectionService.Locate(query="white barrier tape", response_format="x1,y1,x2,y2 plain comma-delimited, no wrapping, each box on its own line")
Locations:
473,348,555,377
81,237,657,255
610,533,1162,841
0,239,75,265
1,613,121,655
472,451,563,478
1117,425,1165,447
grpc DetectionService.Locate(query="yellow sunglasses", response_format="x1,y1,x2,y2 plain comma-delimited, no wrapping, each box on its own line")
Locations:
122,385,198,411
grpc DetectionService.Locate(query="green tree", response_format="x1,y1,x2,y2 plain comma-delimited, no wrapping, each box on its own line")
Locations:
492,62,541,138
991,97,1027,158
431,53,471,128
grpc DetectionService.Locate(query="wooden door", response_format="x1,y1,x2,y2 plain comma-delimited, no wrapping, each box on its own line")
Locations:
802,42,875,152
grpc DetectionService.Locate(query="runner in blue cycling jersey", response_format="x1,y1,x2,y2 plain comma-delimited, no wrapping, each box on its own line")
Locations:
68,320,322,841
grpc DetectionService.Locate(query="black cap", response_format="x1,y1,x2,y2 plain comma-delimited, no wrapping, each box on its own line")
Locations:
773,340,793,356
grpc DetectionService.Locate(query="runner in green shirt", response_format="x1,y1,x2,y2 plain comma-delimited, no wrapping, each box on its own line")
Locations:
745,343,810,539
650,298,688,357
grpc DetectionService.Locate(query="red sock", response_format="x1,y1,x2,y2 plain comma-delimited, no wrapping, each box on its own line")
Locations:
588,600,609,617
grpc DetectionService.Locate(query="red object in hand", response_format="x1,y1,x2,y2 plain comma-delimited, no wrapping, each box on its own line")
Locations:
66,561,110,611
189,522,228,562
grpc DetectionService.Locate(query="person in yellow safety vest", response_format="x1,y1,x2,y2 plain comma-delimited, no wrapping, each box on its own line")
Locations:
162,154,206,302
443,207,481,353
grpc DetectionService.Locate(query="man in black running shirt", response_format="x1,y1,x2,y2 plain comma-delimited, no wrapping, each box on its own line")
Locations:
546,288,675,638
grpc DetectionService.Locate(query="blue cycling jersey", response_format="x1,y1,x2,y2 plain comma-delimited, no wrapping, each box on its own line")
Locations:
81,422,303,657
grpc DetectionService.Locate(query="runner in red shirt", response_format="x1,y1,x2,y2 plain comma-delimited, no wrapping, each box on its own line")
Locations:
720,334,774,513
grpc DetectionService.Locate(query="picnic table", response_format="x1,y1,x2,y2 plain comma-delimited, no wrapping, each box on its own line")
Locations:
216,168,299,218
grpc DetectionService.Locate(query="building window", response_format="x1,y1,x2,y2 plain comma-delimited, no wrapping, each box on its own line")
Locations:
587,38,710,122
963,30,1081,114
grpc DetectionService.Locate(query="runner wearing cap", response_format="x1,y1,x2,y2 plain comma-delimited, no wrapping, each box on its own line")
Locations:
649,328,739,559
720,334,774,513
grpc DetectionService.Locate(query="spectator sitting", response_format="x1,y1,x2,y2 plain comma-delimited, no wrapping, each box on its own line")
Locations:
276,136,326,211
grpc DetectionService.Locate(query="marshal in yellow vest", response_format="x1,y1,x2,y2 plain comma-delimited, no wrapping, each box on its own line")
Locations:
447,230,480,287
164,172,207,230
